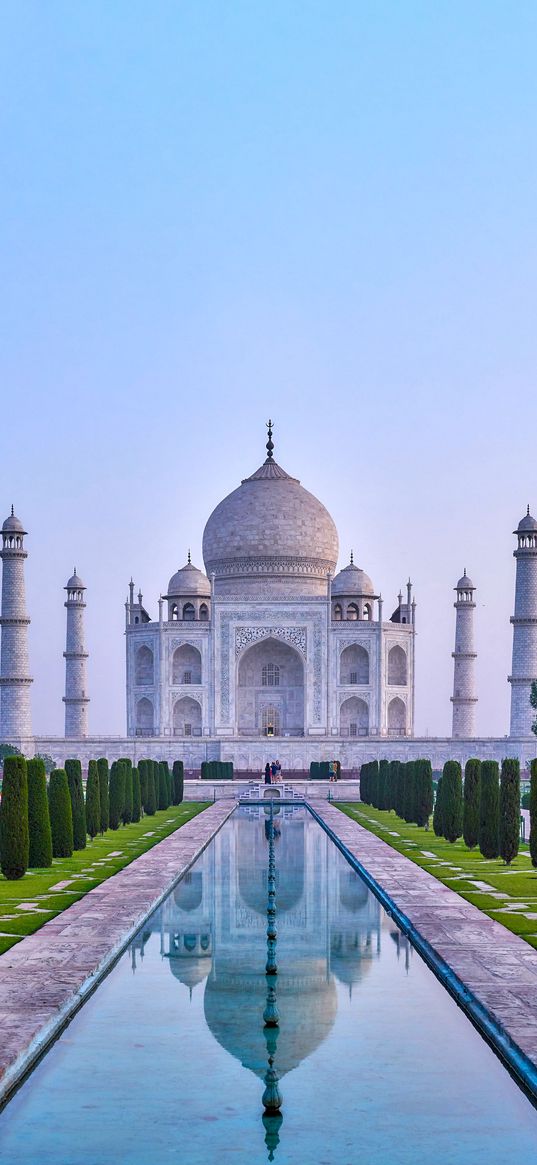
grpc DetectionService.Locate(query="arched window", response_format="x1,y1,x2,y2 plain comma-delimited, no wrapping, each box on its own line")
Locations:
183,603,195,621
388,697,406,735
199,603,209,621
346,603,359,621
340,696,368,737
136,697,154,735
340,645,369,685
364,603,372,621
333,603,342,621
173,696,202,736
135,645,154,685
262,664,280,687
172,645,202,685
171,604,179,621
388,645,407,685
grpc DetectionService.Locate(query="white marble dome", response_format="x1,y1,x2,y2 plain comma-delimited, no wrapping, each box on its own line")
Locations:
167,559,211,597
202,455,339,597
332,559,375,597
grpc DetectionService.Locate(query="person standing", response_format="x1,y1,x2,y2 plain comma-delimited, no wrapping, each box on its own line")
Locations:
275,759,282,782
264,762,271,785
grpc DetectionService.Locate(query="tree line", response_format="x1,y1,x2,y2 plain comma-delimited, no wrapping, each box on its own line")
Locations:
0,757,185,881
360,757,532,867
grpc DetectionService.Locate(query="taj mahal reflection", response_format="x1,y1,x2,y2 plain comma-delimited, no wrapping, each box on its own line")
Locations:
130,807,383,1079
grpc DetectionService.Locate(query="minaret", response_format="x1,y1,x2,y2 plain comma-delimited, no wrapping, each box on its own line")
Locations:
0,508,32,739
509,507,537,736
451,570,477,738
63,569,89,738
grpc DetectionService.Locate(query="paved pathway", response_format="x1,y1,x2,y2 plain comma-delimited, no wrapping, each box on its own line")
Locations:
0,800,235,1104
315,803,537,1074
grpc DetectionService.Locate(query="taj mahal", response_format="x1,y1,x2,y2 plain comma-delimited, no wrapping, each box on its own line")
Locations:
2,422,537,771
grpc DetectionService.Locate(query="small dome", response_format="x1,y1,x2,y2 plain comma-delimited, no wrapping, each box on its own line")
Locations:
66,570,85,590
2,508,25,534
167,560,211,598
516,506,537,533
456,571,474,590
332,559,375,597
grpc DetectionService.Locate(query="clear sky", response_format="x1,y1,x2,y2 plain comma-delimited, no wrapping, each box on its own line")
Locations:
1,1,537,738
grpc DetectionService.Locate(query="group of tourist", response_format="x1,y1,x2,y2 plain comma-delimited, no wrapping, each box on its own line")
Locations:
264,760,282,784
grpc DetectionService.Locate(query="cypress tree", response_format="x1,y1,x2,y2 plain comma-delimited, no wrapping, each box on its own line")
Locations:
403,762,416,823
463,759,481,849
109,760,125,830
0,755,29,879
163,761,172,803
65,759,87,850
48,768,74,858
359,762,368,802
394,762,406,818
479,760,500,859
369,760,379,807
121,759,133,825
132,766,141,823
97,757,109,833
530,758,537,868
145,760,157,815
158,762,169,810
387,760,398,811
499,758,520,865
139,759,148,813
85,760,101,839
27,756,53,868
378,760,390,810
433,776,444,836
414,759,434,827
172,760,184,805
442,760,463,843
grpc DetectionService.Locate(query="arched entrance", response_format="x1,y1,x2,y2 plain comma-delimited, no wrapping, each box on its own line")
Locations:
237,637,305,736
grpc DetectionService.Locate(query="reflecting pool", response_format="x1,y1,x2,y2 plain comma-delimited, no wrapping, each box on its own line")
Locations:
1,806,537,1164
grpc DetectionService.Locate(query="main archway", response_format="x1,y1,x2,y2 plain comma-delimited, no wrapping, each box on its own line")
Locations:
237,637,305,736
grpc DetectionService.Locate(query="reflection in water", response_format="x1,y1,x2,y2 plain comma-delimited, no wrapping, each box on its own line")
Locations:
130,804,382,1082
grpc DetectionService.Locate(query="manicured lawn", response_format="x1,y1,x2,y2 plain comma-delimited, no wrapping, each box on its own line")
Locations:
338,802,537,949
0,802,208,955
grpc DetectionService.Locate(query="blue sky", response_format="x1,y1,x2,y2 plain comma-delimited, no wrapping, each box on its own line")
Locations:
1,1,537,736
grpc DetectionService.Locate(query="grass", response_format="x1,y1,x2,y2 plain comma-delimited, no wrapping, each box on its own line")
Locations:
0,802,208,955
338,802,537,949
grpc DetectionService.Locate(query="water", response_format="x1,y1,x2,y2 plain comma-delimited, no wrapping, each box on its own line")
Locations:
1,805,536,1164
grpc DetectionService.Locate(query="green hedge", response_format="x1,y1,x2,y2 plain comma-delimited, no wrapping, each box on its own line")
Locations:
499,758,520,865
441,761,463,843
97,757,109,832
109,760,125,830
414,759,433,827
132,766,141,823
48,768,74,858
172,761,184,805
530,758,537,868
0,755,29,879
463,759,481,849
65,759,87,850
479,760,500,859
85,760,101,839
27,756,52,868
200,760,234,780
121,759,133,825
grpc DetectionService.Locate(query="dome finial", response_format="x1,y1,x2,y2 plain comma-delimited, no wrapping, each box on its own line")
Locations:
266,418,274,462
187,549,191,565
350,550,354,565
528,504,531,516
11,504,14,517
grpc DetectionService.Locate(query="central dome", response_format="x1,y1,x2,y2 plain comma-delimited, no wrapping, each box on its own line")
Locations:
202,449,339,598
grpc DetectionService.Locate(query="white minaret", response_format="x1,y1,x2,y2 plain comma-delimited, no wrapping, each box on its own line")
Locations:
509,507,537,737
451,570,477,738
63,569,89,738
0,508,33,740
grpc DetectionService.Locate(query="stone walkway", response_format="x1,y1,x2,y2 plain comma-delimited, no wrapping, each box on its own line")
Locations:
0,800,235,1105
315,803,537,1081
